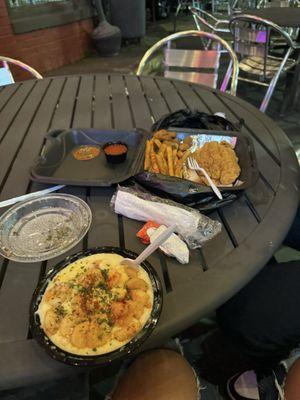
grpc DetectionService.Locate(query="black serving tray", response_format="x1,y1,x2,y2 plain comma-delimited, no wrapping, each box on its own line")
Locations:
135,128,259,201
31,128,148,187
30,246,163,366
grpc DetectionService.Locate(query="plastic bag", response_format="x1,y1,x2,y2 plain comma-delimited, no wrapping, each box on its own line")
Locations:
151,109,242,132
111,186,222,249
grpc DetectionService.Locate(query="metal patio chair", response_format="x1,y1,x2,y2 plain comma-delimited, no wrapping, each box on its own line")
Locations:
137,30,239,96
230,0,261,16
0,56,42,86
190,6,230,34
211,0,231,14
174,0,201,31
230,14,300,112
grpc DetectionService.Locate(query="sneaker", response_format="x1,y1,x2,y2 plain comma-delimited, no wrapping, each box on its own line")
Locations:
226,366,286,400
227,371,259,400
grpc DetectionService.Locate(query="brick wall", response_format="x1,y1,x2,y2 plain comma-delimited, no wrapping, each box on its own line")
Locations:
0,0,93,79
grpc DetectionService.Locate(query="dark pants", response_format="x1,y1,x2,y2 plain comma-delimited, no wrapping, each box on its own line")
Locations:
283,206,300,251
217,206,300,368
217,260,300,368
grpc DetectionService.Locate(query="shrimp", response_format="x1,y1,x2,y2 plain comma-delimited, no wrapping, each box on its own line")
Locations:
85,296,102,314
126,278,148,291
43,309,61,335
129,289,151,308
59,316,78,338
111,301,128,319
71,294,86,318
127,300,144,319
111,287,127,301
115,313,136,328
44,282,70,306
113,320,141,342
124,266,138,279
70,321,89,348
108,271,121,288
77,268,103,288
87,321,110,347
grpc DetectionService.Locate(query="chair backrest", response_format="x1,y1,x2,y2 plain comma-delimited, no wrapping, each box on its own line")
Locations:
230,14,294,55
137,30,239,96
230,14,296,112
230,15,294,79
233,25,269,59
0,56,42,86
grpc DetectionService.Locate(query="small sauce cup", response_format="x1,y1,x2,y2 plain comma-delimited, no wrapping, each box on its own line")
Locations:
103,142,128,164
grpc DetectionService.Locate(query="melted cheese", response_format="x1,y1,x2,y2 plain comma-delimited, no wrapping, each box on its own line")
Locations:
37,253,153,356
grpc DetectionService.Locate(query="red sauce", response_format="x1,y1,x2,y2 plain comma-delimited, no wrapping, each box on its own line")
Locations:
104,143,127,156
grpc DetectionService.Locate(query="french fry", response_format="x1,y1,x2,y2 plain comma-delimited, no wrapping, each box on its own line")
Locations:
153,130,170,140
144,140,151,170
156,154,167,175
172,148,178,172
164,140,179,149
174,156,179,171
167,131,177,139
161,154,168,173
150,151,160,174
177,150,183,158
179,143,190,152
154,130,177,141
166,146,174,176
175,160,183,178
181,149,191,164
158,142,167,157
153,139,161,149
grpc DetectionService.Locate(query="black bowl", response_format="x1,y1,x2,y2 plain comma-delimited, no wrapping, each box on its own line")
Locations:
29,246,163,366
103,141,128,164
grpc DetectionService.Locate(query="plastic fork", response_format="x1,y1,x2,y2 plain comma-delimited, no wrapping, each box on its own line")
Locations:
121,224,177,269
187,157,223,200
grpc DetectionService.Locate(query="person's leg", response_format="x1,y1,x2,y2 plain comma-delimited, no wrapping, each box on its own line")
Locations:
111,349,199,400
285,358,300,400
217,260,300,367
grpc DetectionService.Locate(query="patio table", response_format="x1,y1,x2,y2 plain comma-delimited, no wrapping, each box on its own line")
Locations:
0,73,298,390
244,7,300,27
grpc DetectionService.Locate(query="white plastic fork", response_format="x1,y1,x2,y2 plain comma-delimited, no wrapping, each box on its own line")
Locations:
187,157,223,200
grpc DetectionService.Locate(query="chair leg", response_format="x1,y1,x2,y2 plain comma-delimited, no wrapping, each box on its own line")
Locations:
259,48,292,113
173,3,182,32
221,60,233,92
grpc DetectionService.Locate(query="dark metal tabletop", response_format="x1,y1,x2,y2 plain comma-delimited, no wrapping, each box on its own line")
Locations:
244,7,300,27
0,74,298,391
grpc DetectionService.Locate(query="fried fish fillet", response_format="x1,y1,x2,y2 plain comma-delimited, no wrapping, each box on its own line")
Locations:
193,141,240,186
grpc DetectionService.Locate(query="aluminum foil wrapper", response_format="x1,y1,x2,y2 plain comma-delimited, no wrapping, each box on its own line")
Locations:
111,186,222,249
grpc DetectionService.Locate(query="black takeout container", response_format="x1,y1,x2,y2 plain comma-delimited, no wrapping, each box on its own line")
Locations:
30,246,163,366
30,127,258,203
31,129,147,187
135,128,259,201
